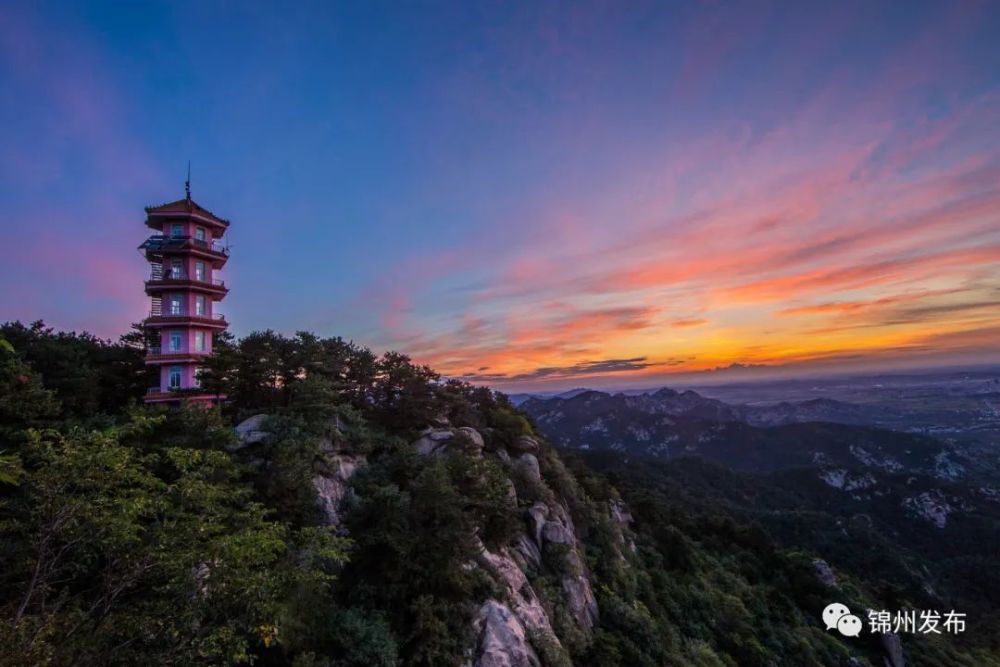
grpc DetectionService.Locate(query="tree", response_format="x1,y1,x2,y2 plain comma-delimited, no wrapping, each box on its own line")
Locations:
0,321,145,418
0,411,349,666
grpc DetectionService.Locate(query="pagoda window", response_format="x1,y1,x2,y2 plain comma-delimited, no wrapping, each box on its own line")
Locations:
194,330,206,352
169,331,183,352
194,261,206,281
168,367,182,389
170,223,184,238
195,295,206,316
170,259,184,279
168,295,183,315
195,227,206,242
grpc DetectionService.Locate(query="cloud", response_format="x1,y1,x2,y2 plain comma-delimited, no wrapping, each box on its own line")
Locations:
670,318,709,328
458,356,660,383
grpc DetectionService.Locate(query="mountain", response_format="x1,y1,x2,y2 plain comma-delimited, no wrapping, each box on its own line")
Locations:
743,397,887,427
520,389,980,479
577,451,1000,664
508,387,593,406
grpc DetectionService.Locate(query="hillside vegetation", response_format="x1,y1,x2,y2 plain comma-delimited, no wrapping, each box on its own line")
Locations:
1,321,996,666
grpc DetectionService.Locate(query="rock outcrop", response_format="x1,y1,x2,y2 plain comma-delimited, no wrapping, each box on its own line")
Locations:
404,425,627,665
512,453,541,484
472,600,541,667
881,632,905,667
812,558,838,588
233,414,368,527
234,416,625,667
313,453,366,526
233,414,270,449
477,544,560,645
413,428,456,456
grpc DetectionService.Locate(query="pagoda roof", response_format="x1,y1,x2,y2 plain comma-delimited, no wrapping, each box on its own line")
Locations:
145,197,230,227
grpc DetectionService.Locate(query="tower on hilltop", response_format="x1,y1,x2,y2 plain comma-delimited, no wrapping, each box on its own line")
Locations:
139,188,230,404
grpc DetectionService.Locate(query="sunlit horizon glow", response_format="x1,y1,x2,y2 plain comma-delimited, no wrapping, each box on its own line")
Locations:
1,1,998,392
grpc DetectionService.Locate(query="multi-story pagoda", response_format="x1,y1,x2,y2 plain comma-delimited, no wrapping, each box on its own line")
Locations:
139,186,230,404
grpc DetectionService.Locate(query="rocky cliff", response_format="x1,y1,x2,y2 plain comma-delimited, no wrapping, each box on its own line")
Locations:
235,415,631,666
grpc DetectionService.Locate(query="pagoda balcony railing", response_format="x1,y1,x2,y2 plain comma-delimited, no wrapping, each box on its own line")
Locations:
142,235,229,256
147,346,211,356
148,311,226,321
147,386,177,395
148,271,226,287
146,386,218,397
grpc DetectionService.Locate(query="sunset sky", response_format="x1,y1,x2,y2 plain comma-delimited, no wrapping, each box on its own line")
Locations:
1,1,998,391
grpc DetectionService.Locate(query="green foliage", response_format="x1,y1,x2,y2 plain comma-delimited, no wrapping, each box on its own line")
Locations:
0,413,348,666
338,447,521,666
570,452,1000,667
0,321,147,418
0,451,22,485
488,407,534,447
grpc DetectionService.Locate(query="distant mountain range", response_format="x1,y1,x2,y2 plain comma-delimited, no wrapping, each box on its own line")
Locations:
519,388,993,481
516,386,896,425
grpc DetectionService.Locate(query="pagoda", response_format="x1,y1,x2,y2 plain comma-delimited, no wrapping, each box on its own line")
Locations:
139,185,230,404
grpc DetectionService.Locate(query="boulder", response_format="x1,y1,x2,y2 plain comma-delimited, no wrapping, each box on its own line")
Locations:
527,503,549,547
509,435,540,454
473,600,541,667
813,558,838,588
412,429,454,456
313,454,366,526
456,427,486,454
541,520,575,547
232,414,270,449
513,453,541,484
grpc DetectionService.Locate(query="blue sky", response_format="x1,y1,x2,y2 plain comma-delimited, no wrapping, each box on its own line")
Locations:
2,1,998,390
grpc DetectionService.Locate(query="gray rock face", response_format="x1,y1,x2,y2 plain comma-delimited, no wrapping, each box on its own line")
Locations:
511,533,541,572
472,600,541,667
527,503,549,546
513,453,541,484
528,503,599,633
477,545,560,644
562,574,599,630
313,454,366,525
457,427,486,452
412,428,454,456
881,632,905,667
813,558,838,588
609,499,633,526
541,520,574,546
232,414,270,449
412,427,487,457
465,433,603,661
902,490,954,528
509,435,540,454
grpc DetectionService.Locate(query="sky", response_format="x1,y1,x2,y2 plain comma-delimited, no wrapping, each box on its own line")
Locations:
1,1,998,392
